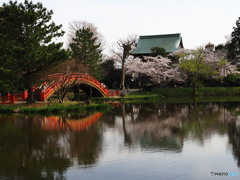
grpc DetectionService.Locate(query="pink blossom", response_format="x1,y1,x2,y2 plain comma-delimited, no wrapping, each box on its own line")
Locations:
126,56,183,84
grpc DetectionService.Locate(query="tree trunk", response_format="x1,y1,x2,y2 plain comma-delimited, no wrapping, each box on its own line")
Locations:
120,66,126,90
193,82,196,97
58,91,64,103
120,54,126,90
27,84,35,104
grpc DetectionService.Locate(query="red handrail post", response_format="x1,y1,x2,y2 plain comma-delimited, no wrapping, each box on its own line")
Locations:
10,94,15,104
116,90,119,96
40,91,44,101
22,91,28,100
7,93,10,101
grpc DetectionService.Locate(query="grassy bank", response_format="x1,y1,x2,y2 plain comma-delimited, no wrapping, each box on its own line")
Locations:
0,102,111,114
130,87,240,97
93,87,240,103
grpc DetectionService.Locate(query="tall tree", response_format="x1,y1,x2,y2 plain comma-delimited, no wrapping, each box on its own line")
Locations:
112,35,137,89
229,17,240,62
0,0,69,103
68,21,104,49
69,26,103,79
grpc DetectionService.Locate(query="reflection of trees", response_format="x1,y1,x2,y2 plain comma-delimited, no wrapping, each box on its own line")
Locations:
41,113,104,167
228,121,240,167
42,113,103,167
106,102,240,153
126,103,186,152
0,116,71,179
68,120,103,167
0,112,104,179
180,103,237,144
121,103,132,145
2,102,240,178
101,103,188,152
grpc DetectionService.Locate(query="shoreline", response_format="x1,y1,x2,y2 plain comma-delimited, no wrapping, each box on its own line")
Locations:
0,102,111,114
1,87,240,114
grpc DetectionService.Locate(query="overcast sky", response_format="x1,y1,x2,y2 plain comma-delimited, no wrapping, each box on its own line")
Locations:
1,0,240,53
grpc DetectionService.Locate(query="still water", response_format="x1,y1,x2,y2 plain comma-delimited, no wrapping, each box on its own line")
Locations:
0,102,240,179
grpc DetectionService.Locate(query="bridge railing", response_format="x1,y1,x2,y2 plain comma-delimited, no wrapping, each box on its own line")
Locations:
107,90,120,96
70,73,109,95
0,73,120,104
0,93,25,104
0,95,11,104
40,81,59,101
0,84,40,104
40,73,112,101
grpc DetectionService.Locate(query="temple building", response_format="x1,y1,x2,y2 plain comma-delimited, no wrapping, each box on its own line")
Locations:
131,33,184,58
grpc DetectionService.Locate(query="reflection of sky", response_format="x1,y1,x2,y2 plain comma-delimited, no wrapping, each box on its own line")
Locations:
182,135,239,179
66,129,240,180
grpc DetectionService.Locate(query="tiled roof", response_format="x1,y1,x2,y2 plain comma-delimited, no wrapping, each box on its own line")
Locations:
132,33,183,54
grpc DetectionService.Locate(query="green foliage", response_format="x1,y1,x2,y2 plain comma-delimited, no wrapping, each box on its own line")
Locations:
0,68,15,93
150,47,167,57
224,74,240,86
178,49,222,95
181,51,208,87
0,1,70,95
69,27,103,79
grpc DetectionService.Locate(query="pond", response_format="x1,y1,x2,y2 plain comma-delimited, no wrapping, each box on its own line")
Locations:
0,102,240,179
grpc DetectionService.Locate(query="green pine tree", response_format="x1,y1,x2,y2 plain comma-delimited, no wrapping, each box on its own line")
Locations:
69,27,103,79
0,0,70,103
229,17,240,62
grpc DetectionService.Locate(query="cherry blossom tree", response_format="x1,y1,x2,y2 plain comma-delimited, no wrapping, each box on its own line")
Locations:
126,56,182,86
126,47,239,94
203,49,239,77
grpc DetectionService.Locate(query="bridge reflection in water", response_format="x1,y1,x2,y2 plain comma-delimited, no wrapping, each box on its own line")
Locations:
41,112,103,131
0,112,103,132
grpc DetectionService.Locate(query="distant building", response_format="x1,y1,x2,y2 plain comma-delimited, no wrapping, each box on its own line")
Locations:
131,33,184,58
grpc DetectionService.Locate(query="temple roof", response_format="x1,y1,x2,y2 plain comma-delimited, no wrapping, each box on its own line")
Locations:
132,33,183,55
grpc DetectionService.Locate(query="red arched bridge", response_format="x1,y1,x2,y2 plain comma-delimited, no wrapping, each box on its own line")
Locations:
0,73,119,104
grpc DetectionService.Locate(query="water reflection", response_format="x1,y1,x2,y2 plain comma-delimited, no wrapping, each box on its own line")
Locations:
228,120,240,167
0,112,103,179
41,112,103,131
102,102,240,162
1,102,240,179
